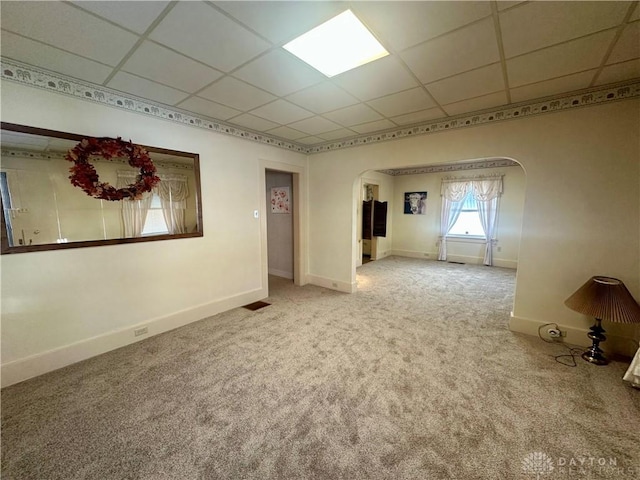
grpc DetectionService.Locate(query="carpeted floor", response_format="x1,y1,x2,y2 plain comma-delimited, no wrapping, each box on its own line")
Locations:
2,257,639,479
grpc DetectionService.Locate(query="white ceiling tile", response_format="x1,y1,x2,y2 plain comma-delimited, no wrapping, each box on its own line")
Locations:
0,30,113,84
233,50,325,97
324,104,383,127
229,113,280,132
401,18,500,83
607,22,640,64
266,126,307,141
1,1,138,66
149,1,270,72
107,72,189,105
250,99,314,124
500,1,628,58
177,97,241,121
367,88,437,117
427,64,504,105
510,70,597,103
355,1,491,51
350,119,396,134
391,107,446,126
215,1,347,44
122,41,223,93
596,59,640,85
317,128,358,141
198,77,276,111
332,55,419,101
441,91,508,116
71,1,170,34
507,30,617,87
286,82,359,114
297,136,325,145
287,116,342,135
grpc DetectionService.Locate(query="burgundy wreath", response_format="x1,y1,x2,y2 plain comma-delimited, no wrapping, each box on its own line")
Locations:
66,137,161,201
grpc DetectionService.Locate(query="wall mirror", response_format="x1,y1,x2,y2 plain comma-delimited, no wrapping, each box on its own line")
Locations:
0,122,203,254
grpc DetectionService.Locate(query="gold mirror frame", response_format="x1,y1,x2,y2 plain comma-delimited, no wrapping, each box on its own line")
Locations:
0,122,203,254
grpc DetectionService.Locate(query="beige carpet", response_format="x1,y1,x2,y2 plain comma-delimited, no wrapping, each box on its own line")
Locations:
2,257,639,479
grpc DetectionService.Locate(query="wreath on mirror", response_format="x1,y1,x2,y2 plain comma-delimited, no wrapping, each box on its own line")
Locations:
66,137,161,201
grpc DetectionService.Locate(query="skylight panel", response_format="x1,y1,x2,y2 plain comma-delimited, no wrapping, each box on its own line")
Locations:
283,10,389,78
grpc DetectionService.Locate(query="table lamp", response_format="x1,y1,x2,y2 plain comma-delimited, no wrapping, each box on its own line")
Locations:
564,276,640,365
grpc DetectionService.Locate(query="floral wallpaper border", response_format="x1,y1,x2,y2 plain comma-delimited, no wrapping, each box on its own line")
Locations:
2,58,639,155
378,159,520,176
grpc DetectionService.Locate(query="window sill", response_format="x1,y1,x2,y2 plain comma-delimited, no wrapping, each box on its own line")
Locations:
446,235,486,244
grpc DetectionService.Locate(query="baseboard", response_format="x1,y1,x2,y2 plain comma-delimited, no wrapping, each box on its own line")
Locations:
509,313,639,358
1,287,267,388
390,249,435,259
390,250,517,269
268,268,294,279
307,274,355,293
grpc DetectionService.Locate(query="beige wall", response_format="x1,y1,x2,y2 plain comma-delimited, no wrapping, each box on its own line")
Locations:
390,165,526,268
309,100,640,355
0,82,308,386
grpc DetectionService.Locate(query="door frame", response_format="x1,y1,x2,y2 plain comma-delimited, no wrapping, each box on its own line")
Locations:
259,160,307,293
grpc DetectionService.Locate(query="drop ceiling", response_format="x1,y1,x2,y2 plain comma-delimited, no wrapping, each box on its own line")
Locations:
1,1,639,149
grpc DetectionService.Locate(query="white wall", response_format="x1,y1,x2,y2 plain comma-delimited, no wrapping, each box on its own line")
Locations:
266,170,293,279
390,165,526,268
309,100,640,355
0,82,308,386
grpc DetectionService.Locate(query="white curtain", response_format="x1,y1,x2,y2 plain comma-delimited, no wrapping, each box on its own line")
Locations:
117,173,152,238
472,178,503,266
157,174,189,234
438,181,470,261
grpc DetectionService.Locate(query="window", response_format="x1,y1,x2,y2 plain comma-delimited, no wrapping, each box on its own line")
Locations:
447,190,485,237
141,193,168,236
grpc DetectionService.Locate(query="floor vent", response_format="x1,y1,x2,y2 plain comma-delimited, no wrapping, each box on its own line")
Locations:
242,301,271,311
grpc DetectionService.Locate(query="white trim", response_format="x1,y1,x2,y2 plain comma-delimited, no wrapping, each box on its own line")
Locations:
389,249,435,259
1,287,267,388
268,268,294,279
307,274,356,293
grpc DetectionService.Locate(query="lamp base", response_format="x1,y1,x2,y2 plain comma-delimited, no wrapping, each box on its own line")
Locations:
582,318,609,366
581,350,609,365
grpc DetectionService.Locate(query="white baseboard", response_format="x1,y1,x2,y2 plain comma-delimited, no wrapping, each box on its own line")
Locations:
1,287,267,388
307,274,355,293
509,313,639,358
390,249,435,259
390,250,517,269
268,268,294,279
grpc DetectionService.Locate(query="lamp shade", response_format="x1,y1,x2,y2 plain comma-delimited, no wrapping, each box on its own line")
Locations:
565,276,640,324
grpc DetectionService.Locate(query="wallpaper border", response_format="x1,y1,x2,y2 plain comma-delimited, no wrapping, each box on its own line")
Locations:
2,58,639,155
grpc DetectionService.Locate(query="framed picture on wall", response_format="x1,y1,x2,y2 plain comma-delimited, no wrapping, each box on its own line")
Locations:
271,186,290,214
404,191,427,215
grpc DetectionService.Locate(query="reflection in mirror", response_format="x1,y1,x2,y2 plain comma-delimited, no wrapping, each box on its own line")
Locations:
1,123,203,254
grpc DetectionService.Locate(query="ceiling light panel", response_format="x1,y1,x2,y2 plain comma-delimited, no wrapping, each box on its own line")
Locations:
283,10,389,77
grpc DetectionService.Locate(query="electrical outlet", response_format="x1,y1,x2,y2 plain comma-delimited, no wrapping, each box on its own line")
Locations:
547,328,562,338
134,327,148,337
497,246,502,252
332,282,338,288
